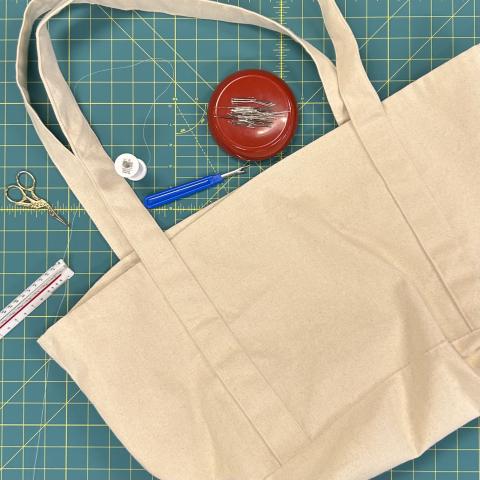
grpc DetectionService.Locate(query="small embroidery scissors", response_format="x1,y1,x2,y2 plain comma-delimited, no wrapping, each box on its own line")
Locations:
5,170,69,227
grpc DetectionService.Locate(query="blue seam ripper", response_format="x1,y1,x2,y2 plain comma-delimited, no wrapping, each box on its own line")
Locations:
143,166,248,209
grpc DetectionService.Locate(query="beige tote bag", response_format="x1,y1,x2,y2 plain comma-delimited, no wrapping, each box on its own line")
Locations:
17,0,480,479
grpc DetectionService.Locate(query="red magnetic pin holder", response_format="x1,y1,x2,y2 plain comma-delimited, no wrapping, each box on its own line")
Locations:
207,69,298,162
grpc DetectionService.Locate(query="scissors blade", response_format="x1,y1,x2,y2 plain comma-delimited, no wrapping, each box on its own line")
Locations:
47,205,70,228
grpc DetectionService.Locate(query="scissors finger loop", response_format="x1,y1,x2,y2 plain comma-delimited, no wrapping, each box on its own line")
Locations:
16,170,36,191
5,184,28,204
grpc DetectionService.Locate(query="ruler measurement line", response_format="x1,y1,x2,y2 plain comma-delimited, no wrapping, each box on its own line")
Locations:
0,274,62,331
0,260,74,340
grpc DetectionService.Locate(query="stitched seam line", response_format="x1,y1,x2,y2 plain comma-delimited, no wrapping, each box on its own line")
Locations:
136,263,285,466
354,114,475,333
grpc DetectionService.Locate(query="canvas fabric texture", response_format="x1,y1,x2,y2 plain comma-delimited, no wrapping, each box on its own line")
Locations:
16,0,480,479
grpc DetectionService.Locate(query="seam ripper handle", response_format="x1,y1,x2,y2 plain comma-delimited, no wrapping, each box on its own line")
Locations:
143,174,224,209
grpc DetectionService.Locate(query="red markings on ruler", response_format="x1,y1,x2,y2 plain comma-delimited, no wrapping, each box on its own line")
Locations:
0,273,62,330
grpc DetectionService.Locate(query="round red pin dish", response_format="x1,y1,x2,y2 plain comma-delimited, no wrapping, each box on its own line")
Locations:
208,69,298,162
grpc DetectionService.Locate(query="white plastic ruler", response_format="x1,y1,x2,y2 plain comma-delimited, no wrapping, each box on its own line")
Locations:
0,259,74,339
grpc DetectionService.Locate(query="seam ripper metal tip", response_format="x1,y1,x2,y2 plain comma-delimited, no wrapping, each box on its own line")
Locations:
143,166,248,209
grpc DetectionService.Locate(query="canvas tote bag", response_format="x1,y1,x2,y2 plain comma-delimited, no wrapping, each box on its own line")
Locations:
16,0,480,478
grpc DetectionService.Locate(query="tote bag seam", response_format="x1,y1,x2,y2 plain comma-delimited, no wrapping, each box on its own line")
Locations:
385,114,477,332
378,174,474,334
357,116,475,334
448,333,480,381
168,248,310,433
261,339,466,479
454,328,480,345
142,255,312,446
143,266,291,465
135,262,298,465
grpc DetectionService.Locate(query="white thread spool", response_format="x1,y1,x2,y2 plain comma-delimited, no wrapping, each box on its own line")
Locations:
114,153,147,181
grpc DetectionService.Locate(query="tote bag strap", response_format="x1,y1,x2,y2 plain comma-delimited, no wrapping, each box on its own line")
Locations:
17,0,133,256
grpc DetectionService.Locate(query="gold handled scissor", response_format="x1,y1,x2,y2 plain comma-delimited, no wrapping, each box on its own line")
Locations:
5,170,69,228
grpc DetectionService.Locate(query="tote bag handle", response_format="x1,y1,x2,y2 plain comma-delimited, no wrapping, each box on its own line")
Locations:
16,0,382,258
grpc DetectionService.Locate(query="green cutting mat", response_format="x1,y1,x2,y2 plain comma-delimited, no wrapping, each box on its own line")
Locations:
1,0,479,478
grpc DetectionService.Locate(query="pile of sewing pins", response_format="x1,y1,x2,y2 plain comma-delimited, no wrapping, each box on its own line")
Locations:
217,97,288,128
